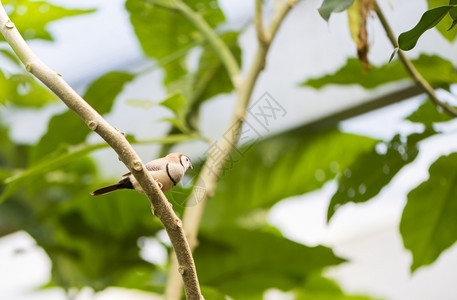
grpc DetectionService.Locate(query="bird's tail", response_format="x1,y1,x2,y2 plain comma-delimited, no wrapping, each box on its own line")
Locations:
90,177,134,196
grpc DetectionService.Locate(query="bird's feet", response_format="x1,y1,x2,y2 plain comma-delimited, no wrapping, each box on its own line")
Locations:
155,179,163,190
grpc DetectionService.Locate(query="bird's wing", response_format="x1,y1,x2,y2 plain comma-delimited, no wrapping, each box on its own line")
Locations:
121,158,165,177
145,158,166,171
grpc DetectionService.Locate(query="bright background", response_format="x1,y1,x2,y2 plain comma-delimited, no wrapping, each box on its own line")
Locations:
1,0,457,299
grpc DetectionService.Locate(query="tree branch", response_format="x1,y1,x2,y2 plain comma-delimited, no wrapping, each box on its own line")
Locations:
374,0,457,117
164,1,298,299
0,3,203,299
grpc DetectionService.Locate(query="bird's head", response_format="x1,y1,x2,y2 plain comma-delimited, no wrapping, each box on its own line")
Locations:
168,153,193,171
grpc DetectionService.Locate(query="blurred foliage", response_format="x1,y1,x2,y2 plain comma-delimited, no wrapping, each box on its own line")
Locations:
406,98,456,127
318,0,355,21
0,0,457,299
31,72,135,164
0,69,57,106
427,0,457,41
296,274,375,300
195,228,344,299
398,4,456,51
126,0,225,85
203,129,376,228
302,55,457,89
400,153,457,271
327,129,436,221
1,0,94,41
0,0,93,105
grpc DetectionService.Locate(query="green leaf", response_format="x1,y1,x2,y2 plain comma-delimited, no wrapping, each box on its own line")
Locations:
48,209,160,291
296,274,375,300
0,70,57,107
157,32,242,155
398,5,454,51
400,153,457,271
195,228,345,298
449,6,457,30
1,0,94,41
406,99,455,127
125,99,156,110
201,129,376,228
160,93,185,115
31,72,134,164
1,166,162,291
427,0,457,41
301,55,457,89
84,72,135,115
201,286,228,300
1,143,105,203
318,0,356,21
328,130,435,221
71,188,160,238
192,32,241,105
126,0,225,84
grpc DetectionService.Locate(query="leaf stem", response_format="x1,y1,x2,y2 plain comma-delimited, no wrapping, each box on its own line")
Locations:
0,3,203,299
374,0,457,117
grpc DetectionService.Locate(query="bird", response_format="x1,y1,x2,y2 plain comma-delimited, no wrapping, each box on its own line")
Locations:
91,153,193,196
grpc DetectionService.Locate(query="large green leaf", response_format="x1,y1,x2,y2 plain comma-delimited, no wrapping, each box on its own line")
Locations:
400,153,457,271
0,70,57,107
126,0,225,84
31,72,134,164
427,0,457,39
328,130,435,221
1,0,94,41
318,0,355,21
398,5,455,51
201,129,376,228
301,55,457,89
195,228,345,299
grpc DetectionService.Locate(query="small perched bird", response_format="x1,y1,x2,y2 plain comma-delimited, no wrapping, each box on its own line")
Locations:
91,153,192,196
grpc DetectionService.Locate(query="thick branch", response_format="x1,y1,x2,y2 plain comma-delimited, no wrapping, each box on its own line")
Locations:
374,0,457,117
0,3,202,300
164,1,298,299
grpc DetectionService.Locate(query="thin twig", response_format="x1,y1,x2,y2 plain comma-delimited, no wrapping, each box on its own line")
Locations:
0,3,203,299
374,0,457,117
164,1,298,299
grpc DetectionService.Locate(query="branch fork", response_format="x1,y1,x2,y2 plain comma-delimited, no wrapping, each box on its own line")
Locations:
164,1,298,299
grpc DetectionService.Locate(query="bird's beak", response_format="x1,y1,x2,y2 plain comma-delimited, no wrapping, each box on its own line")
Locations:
189,162,193,169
